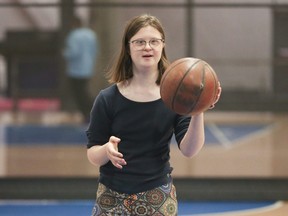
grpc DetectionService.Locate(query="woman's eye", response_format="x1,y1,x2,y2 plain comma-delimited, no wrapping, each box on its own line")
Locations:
137,40,145,45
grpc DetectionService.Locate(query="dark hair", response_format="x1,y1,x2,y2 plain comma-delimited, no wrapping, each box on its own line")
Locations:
107,14,169,85
70,15,83,29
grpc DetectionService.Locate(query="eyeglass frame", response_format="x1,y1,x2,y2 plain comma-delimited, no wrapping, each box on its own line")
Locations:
128,38,165,50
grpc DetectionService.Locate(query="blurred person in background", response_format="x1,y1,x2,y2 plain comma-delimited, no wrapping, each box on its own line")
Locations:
63,15,98,122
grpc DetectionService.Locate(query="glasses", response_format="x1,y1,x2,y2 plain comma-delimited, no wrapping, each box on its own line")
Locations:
129,38,164,50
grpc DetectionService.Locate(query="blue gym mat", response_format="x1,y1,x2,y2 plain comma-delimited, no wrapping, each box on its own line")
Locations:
3,123,270,146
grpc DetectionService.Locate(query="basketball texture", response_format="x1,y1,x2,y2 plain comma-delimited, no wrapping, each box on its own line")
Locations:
160,57,219,115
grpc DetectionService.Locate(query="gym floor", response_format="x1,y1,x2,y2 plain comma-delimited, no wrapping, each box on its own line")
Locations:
0,110,287,215
0,200,285,216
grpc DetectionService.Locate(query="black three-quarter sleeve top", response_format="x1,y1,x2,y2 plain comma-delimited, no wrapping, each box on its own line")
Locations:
86,84,191,194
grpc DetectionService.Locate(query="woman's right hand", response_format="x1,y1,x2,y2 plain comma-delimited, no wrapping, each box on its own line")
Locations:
106,136,127,169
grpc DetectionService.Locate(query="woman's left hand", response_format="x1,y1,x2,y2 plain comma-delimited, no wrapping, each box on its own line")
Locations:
209,82,222,109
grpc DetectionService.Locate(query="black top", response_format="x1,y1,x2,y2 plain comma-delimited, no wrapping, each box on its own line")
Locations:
86,84,191,194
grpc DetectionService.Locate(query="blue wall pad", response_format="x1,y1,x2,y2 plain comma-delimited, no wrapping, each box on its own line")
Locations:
6,125,88,145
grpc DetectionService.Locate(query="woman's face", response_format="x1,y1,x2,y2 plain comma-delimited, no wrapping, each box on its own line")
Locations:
129,26,164,72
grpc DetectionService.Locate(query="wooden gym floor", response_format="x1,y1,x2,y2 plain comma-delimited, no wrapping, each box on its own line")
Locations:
0,110,287,215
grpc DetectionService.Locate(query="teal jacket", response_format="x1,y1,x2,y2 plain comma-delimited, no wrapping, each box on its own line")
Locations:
64,27,98,78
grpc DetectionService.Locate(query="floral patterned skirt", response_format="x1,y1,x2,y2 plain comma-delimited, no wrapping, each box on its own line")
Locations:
92,182,178,216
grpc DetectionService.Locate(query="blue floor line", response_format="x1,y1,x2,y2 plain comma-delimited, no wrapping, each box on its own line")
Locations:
0,200,275,216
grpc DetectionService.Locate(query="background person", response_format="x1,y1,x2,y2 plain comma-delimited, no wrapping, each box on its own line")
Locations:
63,15,98,122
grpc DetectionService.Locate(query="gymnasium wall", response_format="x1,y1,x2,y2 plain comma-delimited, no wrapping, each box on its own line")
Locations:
1,0,287,111
0,0,288,201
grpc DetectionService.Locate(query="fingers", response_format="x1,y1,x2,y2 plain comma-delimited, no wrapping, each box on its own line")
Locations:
112,157,127,169
107,148,127,169
109,136,121,146
107,136,127,169
209,82,222,109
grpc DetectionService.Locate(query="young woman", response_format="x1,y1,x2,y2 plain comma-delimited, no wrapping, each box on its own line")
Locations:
86,14,221,216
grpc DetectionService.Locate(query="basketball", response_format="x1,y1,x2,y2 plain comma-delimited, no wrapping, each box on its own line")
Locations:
160,57,219,115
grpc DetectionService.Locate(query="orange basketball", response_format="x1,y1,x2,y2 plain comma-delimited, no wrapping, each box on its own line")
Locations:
160,57,219,115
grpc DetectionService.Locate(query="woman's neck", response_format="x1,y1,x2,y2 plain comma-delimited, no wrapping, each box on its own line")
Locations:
118,70,160,102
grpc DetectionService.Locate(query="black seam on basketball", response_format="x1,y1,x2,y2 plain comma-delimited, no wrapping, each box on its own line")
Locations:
172,59,202,112
160,58,189,97
186,64,206,114
160,58,196,108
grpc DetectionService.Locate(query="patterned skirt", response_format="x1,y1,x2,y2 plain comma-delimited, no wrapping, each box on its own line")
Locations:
92,182,178,216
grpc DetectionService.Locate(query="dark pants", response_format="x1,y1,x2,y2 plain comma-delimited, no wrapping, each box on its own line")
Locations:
69,77,93,121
